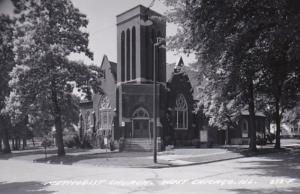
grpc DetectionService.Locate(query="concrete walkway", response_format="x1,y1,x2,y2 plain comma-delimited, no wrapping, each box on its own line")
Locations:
0,138,299,168
1,144,300,194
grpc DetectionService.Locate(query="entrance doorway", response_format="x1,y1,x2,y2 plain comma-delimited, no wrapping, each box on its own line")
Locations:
131,107,150,138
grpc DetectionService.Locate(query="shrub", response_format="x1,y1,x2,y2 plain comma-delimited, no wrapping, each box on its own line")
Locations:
192,139,200,148
63,134,84,148
119,137,125,152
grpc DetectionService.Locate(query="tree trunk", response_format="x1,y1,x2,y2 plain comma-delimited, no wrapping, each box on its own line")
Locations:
32,138,35,147
22,138,27,150
248,80,257,152
16,138,20,150
2,129,11,153
274,98,281,149
12,138,15,150
51,85,65,156
1,118,11,153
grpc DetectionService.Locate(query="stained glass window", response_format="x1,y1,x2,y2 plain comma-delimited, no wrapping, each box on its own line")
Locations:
175,94,188,129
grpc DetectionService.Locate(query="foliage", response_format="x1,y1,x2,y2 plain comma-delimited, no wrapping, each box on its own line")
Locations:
282,104,300,131
163,0,300,149
4,0,103,156
0,14,14,153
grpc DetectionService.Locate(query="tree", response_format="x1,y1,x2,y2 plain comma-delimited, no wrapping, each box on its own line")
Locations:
0,14,14,153
4,0,102,156
251,0,300,149
282,104,300,133
163,0,300,150
163,0,273,151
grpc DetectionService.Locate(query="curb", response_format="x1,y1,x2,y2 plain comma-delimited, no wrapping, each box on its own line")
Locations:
140,148,289,169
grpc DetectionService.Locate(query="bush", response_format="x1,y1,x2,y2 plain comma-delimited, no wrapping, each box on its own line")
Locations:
192,139,200,148
63,134,80,148
80,135,93,149
110,140,115,151
119,137,125,152
63,134,93,149
41,137,52,148
207,140,213,148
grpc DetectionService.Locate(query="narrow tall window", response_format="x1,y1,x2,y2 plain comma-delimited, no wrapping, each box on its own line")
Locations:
242,119,248,138
145,28,150,79
121,31,125,82
175,94,188,129
157,31,162,81
85,111,90,131
151,29,156,80
132,27,136,79
99,95,113,131
126,29,130,81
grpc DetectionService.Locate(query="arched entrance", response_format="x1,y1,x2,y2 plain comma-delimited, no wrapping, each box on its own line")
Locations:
131,107,150,138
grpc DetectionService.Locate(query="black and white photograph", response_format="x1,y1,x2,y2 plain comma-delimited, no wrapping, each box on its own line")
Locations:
0,0,300,193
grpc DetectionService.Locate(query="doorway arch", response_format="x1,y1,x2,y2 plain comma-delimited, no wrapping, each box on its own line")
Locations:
131,107,150,138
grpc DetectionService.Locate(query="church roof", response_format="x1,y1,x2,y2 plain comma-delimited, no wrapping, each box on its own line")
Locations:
174,56,184,74
100,55,117,82
241,110,266,117
116,4,162,20
109,61,117,81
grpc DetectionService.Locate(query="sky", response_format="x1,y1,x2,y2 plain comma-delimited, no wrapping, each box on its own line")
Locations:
0,0,196,66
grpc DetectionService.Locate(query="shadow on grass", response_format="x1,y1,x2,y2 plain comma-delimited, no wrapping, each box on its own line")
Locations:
0,181,54,194
235,147,300,179
0,148,93,161
226,187,300,194
223,147,300,194
34,151,153,165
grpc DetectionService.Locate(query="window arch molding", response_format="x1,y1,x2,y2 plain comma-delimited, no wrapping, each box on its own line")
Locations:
132,107,150,119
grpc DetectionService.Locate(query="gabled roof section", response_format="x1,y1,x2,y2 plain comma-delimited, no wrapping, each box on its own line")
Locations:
100,55,117,82
174,56,184,74
116,4,162,25
175,56,184,68
109,61,117,81
241,110,266,117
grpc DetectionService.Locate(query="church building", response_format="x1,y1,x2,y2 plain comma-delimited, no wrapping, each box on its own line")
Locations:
78,5,269,151
79,5,199,151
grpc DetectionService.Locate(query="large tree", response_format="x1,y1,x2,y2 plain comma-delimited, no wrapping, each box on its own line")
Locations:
4,0,102,156
0,14,14,153
163,0,270,151
163,0,300,150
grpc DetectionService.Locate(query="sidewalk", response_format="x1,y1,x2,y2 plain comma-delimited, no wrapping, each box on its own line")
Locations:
1,143,296,169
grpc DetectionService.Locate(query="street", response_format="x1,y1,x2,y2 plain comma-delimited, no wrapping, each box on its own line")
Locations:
0,144,299,194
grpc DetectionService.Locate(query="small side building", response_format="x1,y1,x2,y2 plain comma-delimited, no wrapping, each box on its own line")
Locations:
230,111,268,145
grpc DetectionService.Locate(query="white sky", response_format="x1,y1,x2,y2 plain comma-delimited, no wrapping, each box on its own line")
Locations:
0,0,196,65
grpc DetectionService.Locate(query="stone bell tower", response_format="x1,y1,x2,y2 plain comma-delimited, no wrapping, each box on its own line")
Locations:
115,5,167,143
116,5,166,83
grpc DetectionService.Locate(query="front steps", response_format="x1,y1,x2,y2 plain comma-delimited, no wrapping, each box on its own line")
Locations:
124,138,161,152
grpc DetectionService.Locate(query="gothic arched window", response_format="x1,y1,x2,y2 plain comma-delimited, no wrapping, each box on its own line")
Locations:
150,29,156,80
85,111,90,131
98,95,113,131
132,26,136,79
126,28,131,81
175,94,188,129
121,31,125,82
